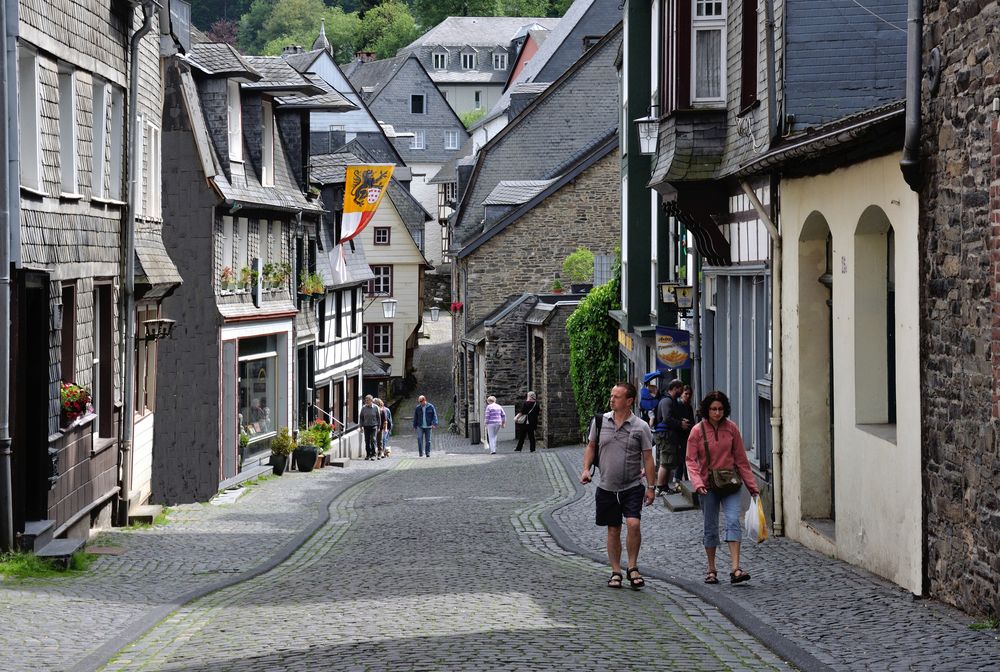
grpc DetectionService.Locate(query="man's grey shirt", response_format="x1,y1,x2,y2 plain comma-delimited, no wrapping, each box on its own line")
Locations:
588,411,653,492
359,404,380,428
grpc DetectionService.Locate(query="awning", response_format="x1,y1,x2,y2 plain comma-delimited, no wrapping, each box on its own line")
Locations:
661,182,732,267
135,228,182,300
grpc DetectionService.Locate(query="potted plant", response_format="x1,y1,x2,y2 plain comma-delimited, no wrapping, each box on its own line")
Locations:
262,262,276,289
562,247,595,293
60,381,92,428
239,431,249,457
310,420,333,467
277,262,292,287
270,427,295,476
293,428,319,472
238,266,252,291
551,277,564,294
220,266,236,291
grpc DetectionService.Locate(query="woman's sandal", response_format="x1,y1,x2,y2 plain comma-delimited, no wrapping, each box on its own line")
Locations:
730,568,751,584
704,570,719,584
607,571,623,588
626,567,645,590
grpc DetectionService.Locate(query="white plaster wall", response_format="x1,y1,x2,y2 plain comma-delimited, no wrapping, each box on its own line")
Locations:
780,152,922,594
132,413,155,505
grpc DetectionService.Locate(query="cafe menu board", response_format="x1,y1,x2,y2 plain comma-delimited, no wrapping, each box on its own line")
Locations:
656,326,691,370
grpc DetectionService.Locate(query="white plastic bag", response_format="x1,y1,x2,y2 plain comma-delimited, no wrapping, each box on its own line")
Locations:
744,495,768,543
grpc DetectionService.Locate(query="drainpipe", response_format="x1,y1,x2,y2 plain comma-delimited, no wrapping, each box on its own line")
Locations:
741,180,783,536
117,0,153,527
899,0,923,190
0,0,14,552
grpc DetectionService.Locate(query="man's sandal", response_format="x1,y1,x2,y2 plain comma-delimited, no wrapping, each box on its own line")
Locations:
704,570,719,584
730,568,751,584
607,571,623,588
626,567,645,590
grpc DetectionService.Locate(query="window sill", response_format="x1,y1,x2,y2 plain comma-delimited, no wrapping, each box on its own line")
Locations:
736,99,761,118
20,184,49,199
92,436,116,457
856,423,897,445
92,196,126,207
59,192,84,201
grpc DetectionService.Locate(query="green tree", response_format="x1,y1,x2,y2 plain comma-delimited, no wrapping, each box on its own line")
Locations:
565,276,621,436
237,0,278,53
259,8,363,61
358,2,421,58
459,107,487,128
192,0,252,31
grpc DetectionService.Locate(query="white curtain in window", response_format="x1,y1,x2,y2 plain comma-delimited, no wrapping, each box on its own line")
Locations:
695,29,722,99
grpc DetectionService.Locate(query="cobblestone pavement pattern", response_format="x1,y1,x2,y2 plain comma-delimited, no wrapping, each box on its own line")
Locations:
98,442,786,672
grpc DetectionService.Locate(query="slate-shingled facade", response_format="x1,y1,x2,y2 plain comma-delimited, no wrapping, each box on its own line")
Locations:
5,0,182,547
154,42,355,502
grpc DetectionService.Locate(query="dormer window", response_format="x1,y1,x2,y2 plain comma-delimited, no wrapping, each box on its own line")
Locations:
433,51,448,69
493,52,507,70
227,80,243,162
261,100,274,186
462,52,476,69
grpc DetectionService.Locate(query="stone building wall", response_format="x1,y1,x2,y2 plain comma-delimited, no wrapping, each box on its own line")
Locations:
484,297,537,410
919,0,1000,617
538,304,580,446
462,151,620,327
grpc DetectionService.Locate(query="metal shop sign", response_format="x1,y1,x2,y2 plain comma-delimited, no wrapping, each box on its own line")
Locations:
656,326,691,370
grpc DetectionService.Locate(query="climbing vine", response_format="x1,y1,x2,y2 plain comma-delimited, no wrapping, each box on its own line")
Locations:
565,276,620,437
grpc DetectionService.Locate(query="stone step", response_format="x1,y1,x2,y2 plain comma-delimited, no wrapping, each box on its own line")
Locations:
327,458,350,468
18,519,55,552
35,538,86,568
128,504,163,526
661,491,696,512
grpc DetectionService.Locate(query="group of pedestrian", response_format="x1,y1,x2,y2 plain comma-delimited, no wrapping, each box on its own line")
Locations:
581,380,759,591
359,395,393,460
480,391,541,454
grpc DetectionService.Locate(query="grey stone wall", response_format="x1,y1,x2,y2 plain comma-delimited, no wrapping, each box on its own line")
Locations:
484,297,537,410
197,77,231,178
462,151,620,327
919,0,1000,618
539,305,579,447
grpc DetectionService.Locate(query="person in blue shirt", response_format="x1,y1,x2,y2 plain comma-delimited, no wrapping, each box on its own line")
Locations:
412,395,438,457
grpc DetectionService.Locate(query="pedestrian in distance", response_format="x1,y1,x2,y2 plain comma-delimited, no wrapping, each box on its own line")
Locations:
580,382,656,590
639,377,661,427
484,395,506,455
359,395,380,460
654,379,690,495
412,395,438,457
374,398,392,459
380,399,393,458
675,385,695,482
513,391,540,452
686,390,759,585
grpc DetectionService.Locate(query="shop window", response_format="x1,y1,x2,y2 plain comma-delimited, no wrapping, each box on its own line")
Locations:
239,335,278,442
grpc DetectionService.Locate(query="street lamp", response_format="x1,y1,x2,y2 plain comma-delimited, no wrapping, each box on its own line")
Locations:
142,318,176,341
381,298,397,319
658,281,677,304
430,306,440,321
634,105,660,155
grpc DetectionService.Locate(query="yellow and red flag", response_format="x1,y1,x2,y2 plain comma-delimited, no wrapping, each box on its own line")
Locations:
340,164,394,243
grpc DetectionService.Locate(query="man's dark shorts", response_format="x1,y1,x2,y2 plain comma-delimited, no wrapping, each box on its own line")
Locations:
656,433,678,470
595,484,645,526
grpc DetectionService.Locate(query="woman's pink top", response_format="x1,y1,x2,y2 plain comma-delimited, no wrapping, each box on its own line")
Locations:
685,418,758,495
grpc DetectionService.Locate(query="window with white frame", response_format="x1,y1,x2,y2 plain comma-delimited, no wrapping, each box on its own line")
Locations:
445,130,460,150
270,221,281,265
228,79,243,162
367,265,392,296
91,79,108,199
222,216,235,283
410,129,425,150
135,114,145,213
410,94,425,114
262,100,274,186
366,324,392,357
145,122,161,217
474,90,482,109
692,0,726,103
58,66,78,194
135,303,158,416
462,52,476,69
109,86,124,200
373,226,390,245
17,47,42,190
493,52,507,70
433,52,448,69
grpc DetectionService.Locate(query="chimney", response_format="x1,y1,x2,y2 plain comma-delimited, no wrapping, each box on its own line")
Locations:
282,45,304,56
355,50,376,63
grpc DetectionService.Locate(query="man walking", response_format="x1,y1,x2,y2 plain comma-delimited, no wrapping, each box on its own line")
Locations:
654,379,690,494
359,395,380,460
580,382,656,590
412,395,438,457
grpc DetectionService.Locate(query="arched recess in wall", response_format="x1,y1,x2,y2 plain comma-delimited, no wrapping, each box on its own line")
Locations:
854,205,895,433
798,211,835,522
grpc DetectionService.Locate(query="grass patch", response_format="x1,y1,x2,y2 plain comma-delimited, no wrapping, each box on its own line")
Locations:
0,550,95,579
128,507,171,530
970,617,999,631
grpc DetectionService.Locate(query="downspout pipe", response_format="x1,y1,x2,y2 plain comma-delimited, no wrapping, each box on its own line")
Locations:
0,0,14,552
900,0,922,191
117,0,153,527
741,180,783,536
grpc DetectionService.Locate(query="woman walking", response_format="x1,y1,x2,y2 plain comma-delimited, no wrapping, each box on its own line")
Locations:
686,390,759,585
483,395,506,454
514,391,540,452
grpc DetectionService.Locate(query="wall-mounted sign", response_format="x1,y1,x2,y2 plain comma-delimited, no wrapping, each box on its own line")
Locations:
656,326,691,370
618,329,634,353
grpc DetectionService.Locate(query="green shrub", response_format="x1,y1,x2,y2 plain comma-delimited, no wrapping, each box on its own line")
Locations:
565,278,621,435
271,427,296,456
562,247,595,283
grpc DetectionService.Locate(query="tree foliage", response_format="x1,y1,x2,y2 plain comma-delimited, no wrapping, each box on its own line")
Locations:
206,19,239,45
562,247,594,283
459,107,486,128
357,2,421,58
192,0,252,31
565,277,621,436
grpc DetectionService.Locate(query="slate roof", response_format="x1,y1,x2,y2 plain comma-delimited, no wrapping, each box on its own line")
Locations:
363,350,392,377
427,70,507,84
275,73,355,111
342,55,407,102
242,56,324,95
452,23,622,247
135,226,183,290
186,44,262,79
482,179,556,205
402,17,559,49
281,49,323,74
